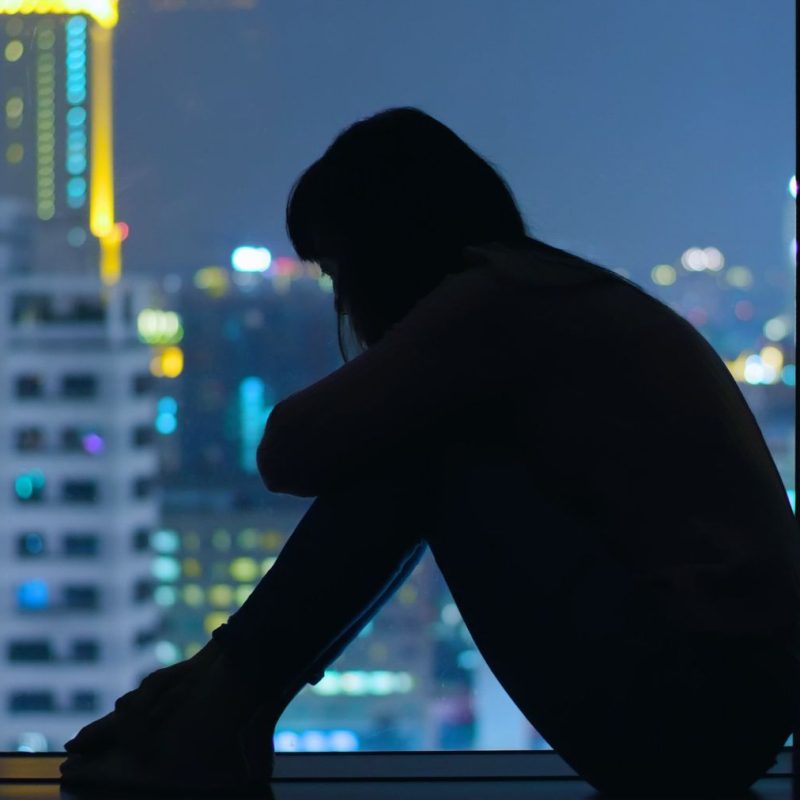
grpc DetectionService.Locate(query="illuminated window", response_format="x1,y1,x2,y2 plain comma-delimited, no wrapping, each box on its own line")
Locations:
182,558,202,578
5,142,23,163
230,557,258,582
17,580,49,611
4,39,23,61
208,584,234,607
15,472,46,503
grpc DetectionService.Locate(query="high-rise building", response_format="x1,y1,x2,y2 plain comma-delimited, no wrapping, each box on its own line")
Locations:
1,0,122,284
0,1,161,752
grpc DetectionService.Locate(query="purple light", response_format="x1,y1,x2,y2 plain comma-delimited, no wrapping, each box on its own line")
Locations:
82,433,104,454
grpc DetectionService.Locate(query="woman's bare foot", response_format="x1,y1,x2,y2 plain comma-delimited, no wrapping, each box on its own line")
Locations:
64,637,225,755
60,644,278,794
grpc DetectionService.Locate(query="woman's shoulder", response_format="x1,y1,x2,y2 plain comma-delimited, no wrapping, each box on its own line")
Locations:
462,238,642,294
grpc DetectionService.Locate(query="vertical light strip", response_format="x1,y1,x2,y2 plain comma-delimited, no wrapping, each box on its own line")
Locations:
65,15,88,209
35,23,56,220
89,20,120,284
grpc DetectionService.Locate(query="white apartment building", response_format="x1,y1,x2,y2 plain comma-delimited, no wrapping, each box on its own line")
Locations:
0,207,161,750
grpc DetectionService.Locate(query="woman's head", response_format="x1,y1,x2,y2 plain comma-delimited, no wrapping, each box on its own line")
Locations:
286,107,528,357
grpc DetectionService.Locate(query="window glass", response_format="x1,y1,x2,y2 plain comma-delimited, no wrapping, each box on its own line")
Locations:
0,0,793,758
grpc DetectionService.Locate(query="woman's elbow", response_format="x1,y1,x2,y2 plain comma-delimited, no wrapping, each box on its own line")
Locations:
256,443,282,493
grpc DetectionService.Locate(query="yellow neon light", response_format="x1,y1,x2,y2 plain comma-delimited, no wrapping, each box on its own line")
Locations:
88,22,121,284
99,229,121,286
89,23,113,238
0,1,118,28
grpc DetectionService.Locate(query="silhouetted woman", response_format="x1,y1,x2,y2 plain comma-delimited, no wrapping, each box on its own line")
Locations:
61,107,800,797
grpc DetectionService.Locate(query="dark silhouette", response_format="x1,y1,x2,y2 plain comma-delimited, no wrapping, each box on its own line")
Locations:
60,107,800,797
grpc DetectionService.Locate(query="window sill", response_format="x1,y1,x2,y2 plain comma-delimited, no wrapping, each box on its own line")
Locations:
0,748,794,781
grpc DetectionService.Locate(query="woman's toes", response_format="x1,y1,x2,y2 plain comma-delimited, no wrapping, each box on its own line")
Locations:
63,711,120,754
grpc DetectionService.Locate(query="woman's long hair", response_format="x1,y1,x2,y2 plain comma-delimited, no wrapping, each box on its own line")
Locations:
286,107,529,360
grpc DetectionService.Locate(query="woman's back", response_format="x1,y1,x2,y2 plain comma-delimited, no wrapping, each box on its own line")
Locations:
481,243,800,644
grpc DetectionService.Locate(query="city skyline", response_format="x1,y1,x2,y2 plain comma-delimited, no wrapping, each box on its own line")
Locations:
103,0,794,283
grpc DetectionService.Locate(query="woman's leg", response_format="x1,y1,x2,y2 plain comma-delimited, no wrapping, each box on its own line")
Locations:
423,448,798,797
208,462,439,721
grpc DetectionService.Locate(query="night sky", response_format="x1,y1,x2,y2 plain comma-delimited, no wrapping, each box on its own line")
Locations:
113,0,795,281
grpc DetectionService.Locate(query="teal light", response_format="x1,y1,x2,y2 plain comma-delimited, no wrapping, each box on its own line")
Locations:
151,556,181,582
66,52,86,69
66,107,86,127
15,471,45,500
788,490,796,513
67,177,86,199
66,16,88,34
158,396,178,415
68,131,87,149
64,17,87,210
67,154,87,175
238,377,275,473
155,413,177,434
15,476,34,500
782,364,796,386
152,529,179,554
154,586,177,607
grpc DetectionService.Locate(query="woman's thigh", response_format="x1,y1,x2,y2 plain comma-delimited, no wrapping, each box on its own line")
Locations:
423,450,644,737
422,450,796,794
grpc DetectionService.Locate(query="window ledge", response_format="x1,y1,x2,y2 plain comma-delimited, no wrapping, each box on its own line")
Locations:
0,748,794,782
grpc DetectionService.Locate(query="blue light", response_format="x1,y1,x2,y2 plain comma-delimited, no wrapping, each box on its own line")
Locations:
329,730,359,752
155,413,177,435
67,88,87,104
21,533,45,556
782,364,796,386
18,580,49,610
158,396,178,415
